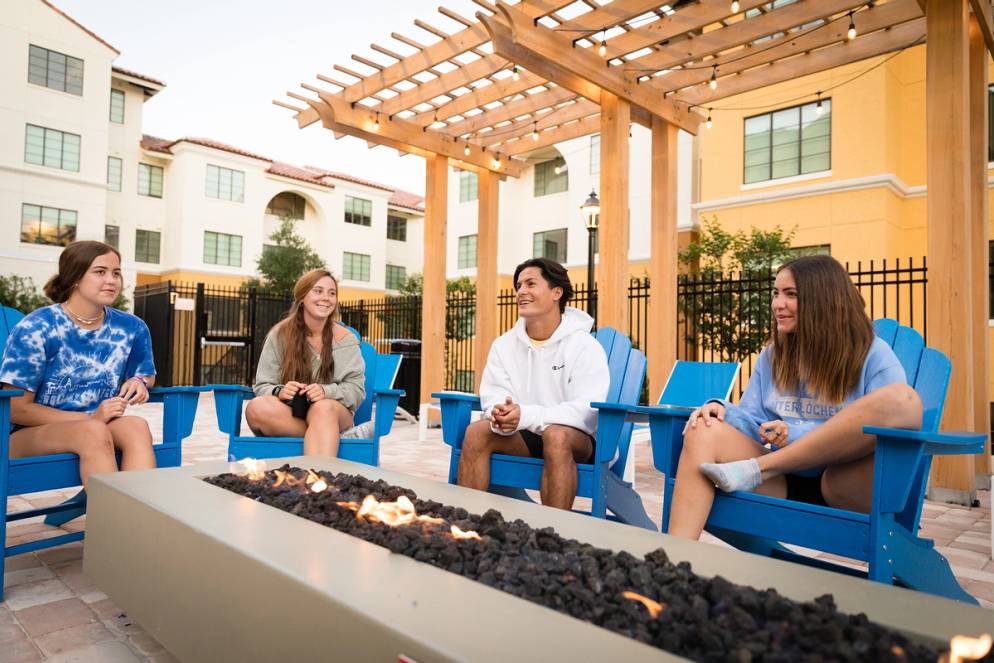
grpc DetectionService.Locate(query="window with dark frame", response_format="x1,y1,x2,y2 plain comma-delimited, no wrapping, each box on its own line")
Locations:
205,165,245,202
138,163,163,198
744,99,831,185
28,44,83,95
459,171,478,203
203,231,242,267
25,124,80,172
534,157,568,197
344,196,372,226
135,229,161,263
107,156,122,192
110,89,125,123
20,204,76,246
104,224,120,250
533,228,568,263
343,252,371,281
457,235,477,269
387,214,407,241
385,264,406,290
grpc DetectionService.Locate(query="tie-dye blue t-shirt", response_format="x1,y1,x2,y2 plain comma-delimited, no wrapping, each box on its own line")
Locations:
0,305,155,414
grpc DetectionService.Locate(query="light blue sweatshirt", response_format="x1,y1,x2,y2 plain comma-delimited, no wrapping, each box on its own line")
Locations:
718,337,906,475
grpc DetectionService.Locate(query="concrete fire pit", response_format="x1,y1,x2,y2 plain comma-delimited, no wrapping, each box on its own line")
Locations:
83,458,994,662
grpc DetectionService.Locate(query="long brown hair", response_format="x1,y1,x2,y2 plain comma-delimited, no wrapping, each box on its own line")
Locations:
44,241,122,303
275,269,339,384
771,255,874,404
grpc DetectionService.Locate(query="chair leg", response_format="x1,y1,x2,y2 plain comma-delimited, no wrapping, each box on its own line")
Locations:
605,474,656,530
447,450,460,485
887,529,979,605
487,485,538,503
43,489,87,527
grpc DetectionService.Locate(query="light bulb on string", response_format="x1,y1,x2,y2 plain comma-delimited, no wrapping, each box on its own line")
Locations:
464,142,471,157
815,93,824,116
512,66,520,82
492,154,502,170
531,123,539,141
730,1,739,12
706,109,713,129
847,11,856,40
709,65,718,90
598,31,607,57
373,113,380,131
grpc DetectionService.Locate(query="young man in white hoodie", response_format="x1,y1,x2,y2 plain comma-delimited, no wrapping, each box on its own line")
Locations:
457,258,611,509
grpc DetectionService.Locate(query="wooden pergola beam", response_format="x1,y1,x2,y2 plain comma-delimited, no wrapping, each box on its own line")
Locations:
445,87,578,137
503,115,601,156
411,71,550,127
478,98,598,147
480,1,702,134
969,0,994,54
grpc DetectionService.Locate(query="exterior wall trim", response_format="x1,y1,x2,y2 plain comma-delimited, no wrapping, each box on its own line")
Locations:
0,164,107,190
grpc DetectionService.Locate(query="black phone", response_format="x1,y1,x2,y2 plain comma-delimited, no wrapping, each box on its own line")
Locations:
290,393,311,419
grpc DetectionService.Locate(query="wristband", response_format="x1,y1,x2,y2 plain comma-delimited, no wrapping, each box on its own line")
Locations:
129,375,149,387
272,385,283,397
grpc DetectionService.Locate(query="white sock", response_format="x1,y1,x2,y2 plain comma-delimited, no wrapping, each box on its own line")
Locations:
700,458,762,493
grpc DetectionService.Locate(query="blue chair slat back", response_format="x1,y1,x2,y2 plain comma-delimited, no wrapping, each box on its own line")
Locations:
0,307,25,353
354,343,401,426
608,349,647,471
873,318,899,346
596,328,631,404
891,325,925,386
659,360,739,407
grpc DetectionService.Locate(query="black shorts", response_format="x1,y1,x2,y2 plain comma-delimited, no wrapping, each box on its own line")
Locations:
519,429,596,465
785,473,827,507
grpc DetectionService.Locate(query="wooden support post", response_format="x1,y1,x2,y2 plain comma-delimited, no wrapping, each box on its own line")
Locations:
969,14,992,484
474,170,500,392
421,153,448,403
649,117,679,401
598,92,631,333
925,0,976,504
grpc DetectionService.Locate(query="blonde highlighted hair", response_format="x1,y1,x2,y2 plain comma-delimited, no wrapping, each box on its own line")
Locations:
275,269,339,385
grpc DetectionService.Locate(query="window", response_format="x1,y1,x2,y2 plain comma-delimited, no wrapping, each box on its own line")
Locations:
109,89,125,123
107,156,122,192
205,165,245,203
533,228,568,263
385,264,406,290
459,171,478,203
135,230,161,263
457,235,477,269
27,44,83,95
266,192,305,219
20,204,76,246
387,214,407,241
534,157,568,197
344,196,372,226
590,134,600,175
25,124,80,172
343,252,371,281
203,231,243,267
744,99,831,185
104,224,120,250
138,163,164,198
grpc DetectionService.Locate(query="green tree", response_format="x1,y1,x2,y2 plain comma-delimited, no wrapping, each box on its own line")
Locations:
243,217,324,295
678,215,798,360
0,275,50,313
383,273,476,340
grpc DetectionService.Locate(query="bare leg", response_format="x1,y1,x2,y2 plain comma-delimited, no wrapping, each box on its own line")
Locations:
669,421,783,540
821,454,875,512
9,420,116,489
245,396,306,437
539,425,593,510
756,384,922,480
456,420,530,490
303,399,353,457
108,416,155,470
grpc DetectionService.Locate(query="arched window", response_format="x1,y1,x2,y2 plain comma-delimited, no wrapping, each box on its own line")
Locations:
265,192,306,220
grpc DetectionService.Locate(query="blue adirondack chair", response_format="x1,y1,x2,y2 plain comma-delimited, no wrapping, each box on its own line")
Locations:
213,325,405,466
431,327,655,528
0,305,204,602
635,319,986,604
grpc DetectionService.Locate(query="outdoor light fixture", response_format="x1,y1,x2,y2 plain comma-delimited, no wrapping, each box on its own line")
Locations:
492,155,502,169
581,189,600,321
581,189,600,231
532,123,539,141
598,32,607,57
373,113,380,131
731,1,739,12
512,66,520,82
706,110,713,129
847,11,857,40
464,142,471,157
709,65,718,90
816,93,824,116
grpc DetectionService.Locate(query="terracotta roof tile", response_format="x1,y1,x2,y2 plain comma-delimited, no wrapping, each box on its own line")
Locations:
112,65,165,88
171,137,272,162
140,134,173,154
266,162,331,188
303,166,395,193
40,0,119,54
389,189,425,212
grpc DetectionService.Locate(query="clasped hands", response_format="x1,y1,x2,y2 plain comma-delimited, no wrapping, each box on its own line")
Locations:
277,381,327,404
489,396,521,434
683,401,790,446
90,377,151,422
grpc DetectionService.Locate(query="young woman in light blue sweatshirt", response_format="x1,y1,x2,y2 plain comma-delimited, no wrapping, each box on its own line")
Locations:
669,255,922,540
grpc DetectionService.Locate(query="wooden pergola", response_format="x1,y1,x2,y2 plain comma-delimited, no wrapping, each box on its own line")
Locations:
278,0,993,503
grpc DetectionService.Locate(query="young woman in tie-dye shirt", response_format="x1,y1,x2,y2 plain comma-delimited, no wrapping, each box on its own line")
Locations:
0,241,157,488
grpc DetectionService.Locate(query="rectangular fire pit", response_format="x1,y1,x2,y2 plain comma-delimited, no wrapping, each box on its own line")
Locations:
84,458,994,662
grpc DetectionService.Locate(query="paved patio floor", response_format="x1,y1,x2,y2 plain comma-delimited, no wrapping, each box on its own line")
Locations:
2,395,992,661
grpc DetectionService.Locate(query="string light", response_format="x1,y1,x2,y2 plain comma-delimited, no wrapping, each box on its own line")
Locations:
464,141,471,157
815,92,824,116
709,65,718,90
512,66,520,82
373,113,380,131
847,11,856,40
492,155,502,169
706,109,713,129
598,31,607,57
531,122,539,141
730,1,739,12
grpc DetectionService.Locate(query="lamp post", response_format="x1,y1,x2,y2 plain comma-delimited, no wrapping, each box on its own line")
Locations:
581,190,600,324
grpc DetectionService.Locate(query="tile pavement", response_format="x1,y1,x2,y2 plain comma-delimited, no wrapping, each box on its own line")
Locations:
2,394,991,661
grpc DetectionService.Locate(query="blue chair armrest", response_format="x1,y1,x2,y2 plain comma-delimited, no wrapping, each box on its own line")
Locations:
0,389,24,400
151,386,205,447
372,388,405,439
211,384,254,437
431,392,481,449
864,426,987,455
591,402,630,464
633,404,696,476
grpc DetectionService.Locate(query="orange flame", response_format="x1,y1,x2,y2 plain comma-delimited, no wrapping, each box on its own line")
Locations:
943,634,993,663
450,525,481,540
311,479,329,493
237,458,266,481
336,495,479,538
272,470,287,488
622,591,665,619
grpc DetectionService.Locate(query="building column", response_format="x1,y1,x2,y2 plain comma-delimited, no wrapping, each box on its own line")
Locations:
421,153,448,402
649,116,679,400
598,92,631,333
926,0,976,504
969,13,991,484
474,169,500,392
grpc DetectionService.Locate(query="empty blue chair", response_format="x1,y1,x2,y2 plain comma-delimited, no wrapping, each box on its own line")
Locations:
0,305,204,602
433,327,654,528
213,325,404,466
635,319,985,604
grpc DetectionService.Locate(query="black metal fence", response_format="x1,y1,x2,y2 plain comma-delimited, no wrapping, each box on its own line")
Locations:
133,258,927,405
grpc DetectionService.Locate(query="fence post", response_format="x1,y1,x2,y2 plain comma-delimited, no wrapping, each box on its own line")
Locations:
193,282,205,387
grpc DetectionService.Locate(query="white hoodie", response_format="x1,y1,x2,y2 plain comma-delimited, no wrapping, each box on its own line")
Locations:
480,307,610,437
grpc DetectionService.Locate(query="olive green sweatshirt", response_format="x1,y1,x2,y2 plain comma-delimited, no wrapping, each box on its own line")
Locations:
252,331,366,412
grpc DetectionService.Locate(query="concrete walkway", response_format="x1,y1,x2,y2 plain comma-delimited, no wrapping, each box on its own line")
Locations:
2,395,991,661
